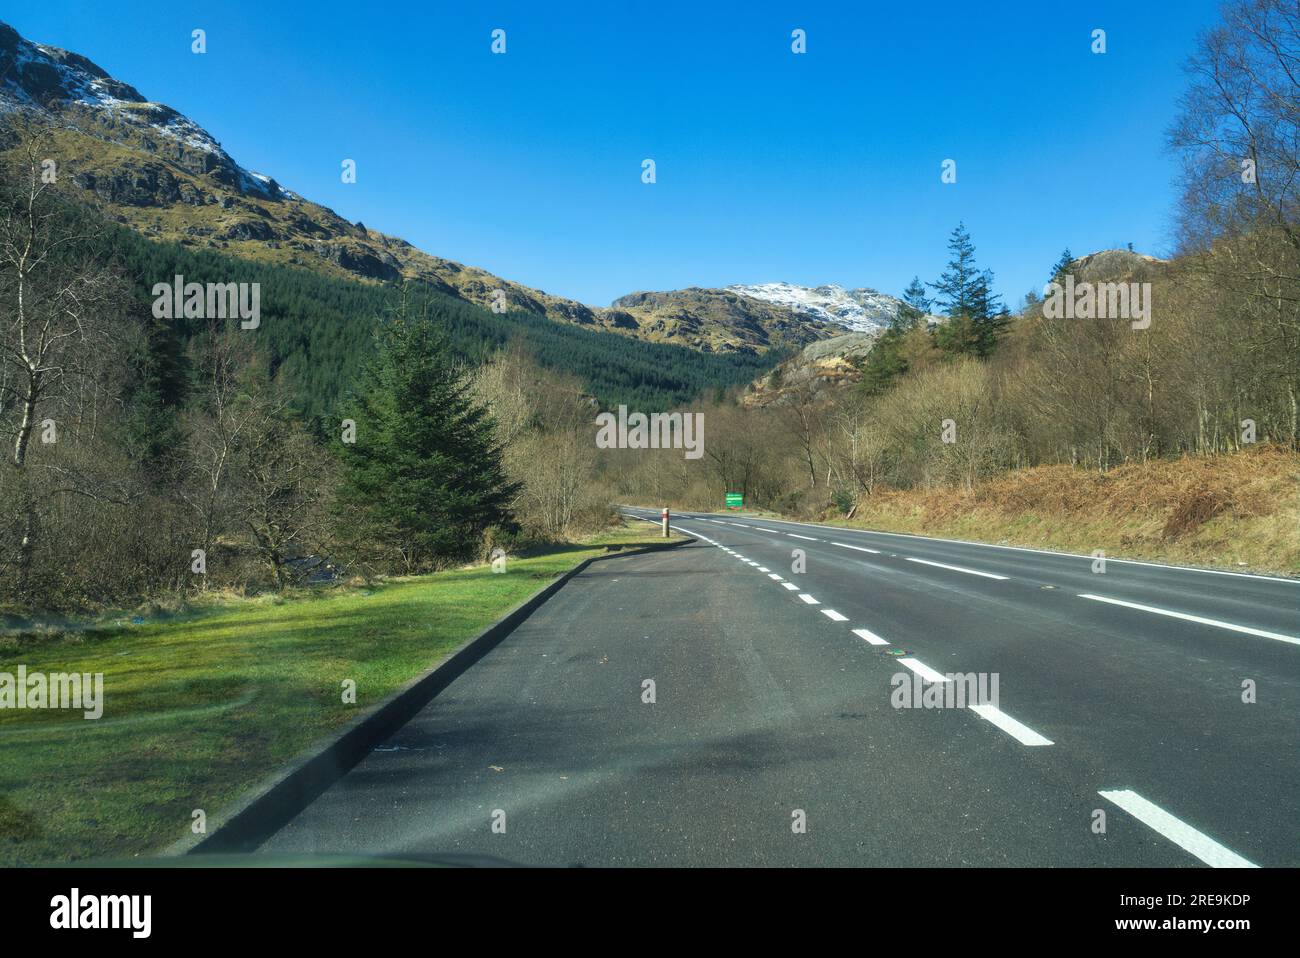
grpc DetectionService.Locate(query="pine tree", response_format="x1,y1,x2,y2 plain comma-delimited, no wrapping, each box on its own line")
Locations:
858,277,923,395
1050,248,1074,284
894,276,930,331
930,223,981,320
969,270,1008,358
117,315,190,486
858,329,908,396
929,224,1005,358
336,293,520,568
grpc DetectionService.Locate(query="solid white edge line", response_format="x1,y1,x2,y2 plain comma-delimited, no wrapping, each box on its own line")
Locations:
1098,789,1257,868
906,557,1008,581
1079,593,1300,646
821,609,848,621
853,628,889,645
968,704,1054,746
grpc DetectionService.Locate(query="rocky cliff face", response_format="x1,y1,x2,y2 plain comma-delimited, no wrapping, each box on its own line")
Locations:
743,332,881,406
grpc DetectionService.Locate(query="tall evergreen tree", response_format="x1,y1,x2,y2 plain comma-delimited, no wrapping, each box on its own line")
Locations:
336,293,520,568
117,315,190,486
968,270,1008,357
1050,248,1074,284
930,223,1005,358
930,223,981,320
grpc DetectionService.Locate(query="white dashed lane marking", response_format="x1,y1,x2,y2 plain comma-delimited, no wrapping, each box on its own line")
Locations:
693,518,1061,754
831,541,881,554
1098,790,1257,868
968,704,1054,747
897,657,949,683
1079,594,1300,646
853,628,889,646
905,557,1008,581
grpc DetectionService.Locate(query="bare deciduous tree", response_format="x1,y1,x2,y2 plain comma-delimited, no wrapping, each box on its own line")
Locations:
0,118,122,596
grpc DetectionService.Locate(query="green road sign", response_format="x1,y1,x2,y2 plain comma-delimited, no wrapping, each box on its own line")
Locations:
725,492,743,510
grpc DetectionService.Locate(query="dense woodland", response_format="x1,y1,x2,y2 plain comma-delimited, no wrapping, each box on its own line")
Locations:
0,131,774,612
1,0,1295,614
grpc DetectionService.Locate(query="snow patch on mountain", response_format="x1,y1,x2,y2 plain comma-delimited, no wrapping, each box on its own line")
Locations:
726,282,902,333
1,22,294,201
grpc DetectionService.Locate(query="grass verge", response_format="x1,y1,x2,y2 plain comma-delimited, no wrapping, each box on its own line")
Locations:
0,521,682,865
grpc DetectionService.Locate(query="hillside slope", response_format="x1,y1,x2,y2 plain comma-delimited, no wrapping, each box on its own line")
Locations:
828,445,1299,576
0,20,877,355
99,218,779,416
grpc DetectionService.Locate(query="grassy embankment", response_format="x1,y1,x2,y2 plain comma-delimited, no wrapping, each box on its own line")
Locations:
814,445,1299,576
0,520,681,865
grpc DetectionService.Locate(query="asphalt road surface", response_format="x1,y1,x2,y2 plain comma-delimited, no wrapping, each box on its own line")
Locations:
260,510,1299,866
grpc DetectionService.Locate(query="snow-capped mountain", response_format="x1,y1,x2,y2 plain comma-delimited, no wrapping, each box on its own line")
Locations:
726,283,904,333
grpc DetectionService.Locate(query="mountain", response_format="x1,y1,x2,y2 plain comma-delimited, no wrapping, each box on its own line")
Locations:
0,23,609,321
0,21,917,356
605,282,923,354
606,287,834,354
743,332,878,406
726,283,905,333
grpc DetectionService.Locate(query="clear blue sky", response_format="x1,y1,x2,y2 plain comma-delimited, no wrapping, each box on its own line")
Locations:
12,0,1223,308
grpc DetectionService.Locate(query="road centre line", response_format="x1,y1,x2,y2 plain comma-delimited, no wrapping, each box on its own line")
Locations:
905,557,1009,581
852,628,889,646
1098,790,1257,868
832,541,881,554
897,657,949,682
968,704,1054,747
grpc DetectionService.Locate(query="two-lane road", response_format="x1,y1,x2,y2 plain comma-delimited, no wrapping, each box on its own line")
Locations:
258,511,1297,866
